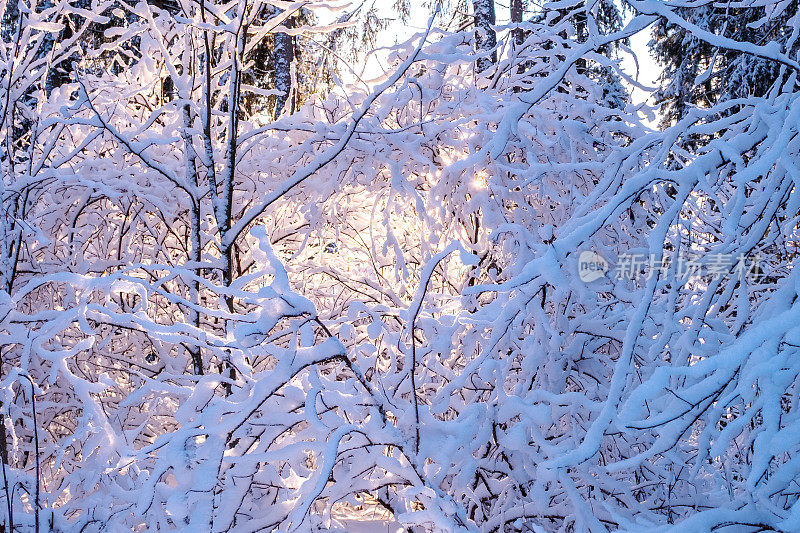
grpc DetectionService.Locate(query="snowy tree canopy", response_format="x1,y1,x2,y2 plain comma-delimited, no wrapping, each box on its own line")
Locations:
1,0,800,531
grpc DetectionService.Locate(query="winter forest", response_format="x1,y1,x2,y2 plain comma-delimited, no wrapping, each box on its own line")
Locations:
2,0,800,529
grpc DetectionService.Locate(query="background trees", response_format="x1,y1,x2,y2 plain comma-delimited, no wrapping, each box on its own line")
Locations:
651,0,800,127
1,0,799,531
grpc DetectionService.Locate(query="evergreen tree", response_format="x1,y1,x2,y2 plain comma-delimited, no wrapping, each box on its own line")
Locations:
651,1,799,128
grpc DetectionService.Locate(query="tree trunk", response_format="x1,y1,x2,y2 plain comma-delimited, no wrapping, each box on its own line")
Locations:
510,0,524,47
472,0,496,72
273,16,294,119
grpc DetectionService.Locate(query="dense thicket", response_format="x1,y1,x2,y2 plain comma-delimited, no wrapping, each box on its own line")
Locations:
0,0,799,531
